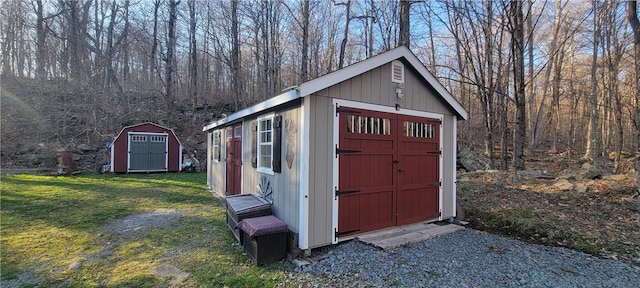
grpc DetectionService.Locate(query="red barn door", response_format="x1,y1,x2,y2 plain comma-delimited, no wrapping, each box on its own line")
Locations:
336,106,441,238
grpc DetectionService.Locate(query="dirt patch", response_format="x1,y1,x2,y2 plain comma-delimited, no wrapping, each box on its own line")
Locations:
150,264,190,287
98,208,183,239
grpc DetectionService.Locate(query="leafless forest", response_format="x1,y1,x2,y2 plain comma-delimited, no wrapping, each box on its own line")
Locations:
0,1,639,180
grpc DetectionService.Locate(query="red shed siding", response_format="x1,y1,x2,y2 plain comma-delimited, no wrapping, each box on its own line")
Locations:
112,123,182,173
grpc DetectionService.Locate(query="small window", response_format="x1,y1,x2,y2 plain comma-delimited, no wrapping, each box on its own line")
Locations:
150,136,165,142
212,131,221,162
226,127,233,139
347,115,391,135
131,135,147,142
403,121,436,138
234,125,242,138
391,60,404,83
257,114,274,174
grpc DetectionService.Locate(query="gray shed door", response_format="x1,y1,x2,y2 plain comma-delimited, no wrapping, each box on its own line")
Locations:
129,134,167,171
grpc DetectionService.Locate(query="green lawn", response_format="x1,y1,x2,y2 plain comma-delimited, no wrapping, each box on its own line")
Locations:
1,173,293,287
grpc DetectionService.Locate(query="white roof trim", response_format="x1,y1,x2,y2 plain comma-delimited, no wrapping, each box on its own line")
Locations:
203,46,468,132
298,46,467,120
203,89,299,131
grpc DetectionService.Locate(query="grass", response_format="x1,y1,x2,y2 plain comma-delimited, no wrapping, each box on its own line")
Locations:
1,173,294,287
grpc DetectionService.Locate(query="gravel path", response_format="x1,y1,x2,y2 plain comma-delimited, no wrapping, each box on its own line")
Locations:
287,229,640,287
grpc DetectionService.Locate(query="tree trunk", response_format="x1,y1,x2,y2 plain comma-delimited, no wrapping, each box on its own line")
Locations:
300,0,309,82
189,0,198,116
627,0,640,193
35,0,46,81
150,0,160,86
338,0,351,69
165,0,178,119
398,0,411,48
231,0,242,109
585,0,601,169
511,0,526,170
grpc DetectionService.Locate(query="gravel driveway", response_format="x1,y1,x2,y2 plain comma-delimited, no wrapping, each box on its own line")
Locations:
286,229,640,287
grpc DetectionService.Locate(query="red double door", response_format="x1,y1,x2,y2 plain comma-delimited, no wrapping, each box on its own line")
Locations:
337,107,441,237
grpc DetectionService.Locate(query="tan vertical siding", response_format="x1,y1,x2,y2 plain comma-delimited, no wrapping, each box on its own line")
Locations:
440,115,456,219
268,107,301,232
239,107,302,233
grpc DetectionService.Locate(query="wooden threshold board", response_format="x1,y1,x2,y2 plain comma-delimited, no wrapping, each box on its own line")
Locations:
357,222,464,250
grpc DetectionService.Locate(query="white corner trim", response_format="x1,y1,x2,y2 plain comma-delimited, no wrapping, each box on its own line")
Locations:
298,98,311,250
452,115,458,218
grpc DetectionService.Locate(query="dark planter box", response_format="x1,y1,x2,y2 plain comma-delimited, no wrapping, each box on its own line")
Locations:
226,194,271,243
237,215,288,266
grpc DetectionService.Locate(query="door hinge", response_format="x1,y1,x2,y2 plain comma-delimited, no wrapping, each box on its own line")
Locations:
335,187,360,199
428,182,441,187
335,105,362,116
335,227,360,241
335,145,361,157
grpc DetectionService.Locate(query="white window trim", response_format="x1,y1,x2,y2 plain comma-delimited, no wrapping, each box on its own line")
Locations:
257,113,275,175
212,131,221,163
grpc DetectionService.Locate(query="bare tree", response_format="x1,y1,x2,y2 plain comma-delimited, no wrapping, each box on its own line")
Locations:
627,0,640,193
188,0,198,115
337,0,352,69
585,0,602,170
165,0,179,119
398,0,412,48
510,0,526,170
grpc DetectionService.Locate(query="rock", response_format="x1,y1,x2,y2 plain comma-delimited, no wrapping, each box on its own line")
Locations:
68,260,82,270
610,182,632,194
77,144,94,152
72,153,82,161
554,179,574,191
574,183,589,194
558,169,579,180
517,170,555,179
580,169,602,180
582,162,592,170
623,199,640,213
457,150,490,172
603,174,628,181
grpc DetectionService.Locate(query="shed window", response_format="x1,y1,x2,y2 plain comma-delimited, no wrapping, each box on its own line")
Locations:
131,135,147,142
257,114,274,174
150,136,165,142
212,131,221,162
403,121,436,138
347,115,391,135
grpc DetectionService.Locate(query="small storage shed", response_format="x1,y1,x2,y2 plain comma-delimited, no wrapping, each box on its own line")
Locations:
110,122,183,173
203,46,468,252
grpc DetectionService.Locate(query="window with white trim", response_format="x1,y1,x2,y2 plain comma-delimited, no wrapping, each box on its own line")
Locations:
212,131,221,162
257,114,274,174
131,135,147,142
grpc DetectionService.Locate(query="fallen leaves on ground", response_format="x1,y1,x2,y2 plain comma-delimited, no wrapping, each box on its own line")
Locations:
458,167,639,264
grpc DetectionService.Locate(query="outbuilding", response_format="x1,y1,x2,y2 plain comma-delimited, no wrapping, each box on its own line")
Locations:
109,122,183,173
203,46,468,252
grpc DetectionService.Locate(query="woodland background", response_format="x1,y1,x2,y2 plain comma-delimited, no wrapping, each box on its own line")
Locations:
0,0,639,183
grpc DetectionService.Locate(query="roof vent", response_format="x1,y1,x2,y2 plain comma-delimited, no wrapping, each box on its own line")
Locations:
391,60,404,84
